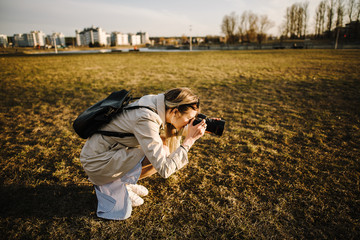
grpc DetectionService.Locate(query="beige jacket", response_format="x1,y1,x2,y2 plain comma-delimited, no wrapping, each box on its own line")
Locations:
80,93,189,186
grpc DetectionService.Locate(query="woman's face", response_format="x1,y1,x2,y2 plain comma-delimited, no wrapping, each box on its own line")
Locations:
171,108,198,130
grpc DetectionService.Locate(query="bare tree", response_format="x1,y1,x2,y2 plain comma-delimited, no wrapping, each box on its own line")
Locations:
257,15,274,47
283,2,310,39
289,4,298,37
303,1,310,37
297,5,304,37
227,11,273,44
356,0,360,21
315,7,321,36
327,0,336,35
315,1,327,37
247,12,259,42
283,7,291,37
320,1,327,34
284,4,297,38
347,0,356,21
221,12,238,44
336,0,345,27
238,11,249,42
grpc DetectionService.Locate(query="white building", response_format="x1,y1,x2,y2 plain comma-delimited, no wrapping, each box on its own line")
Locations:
137,32,150,44
49,32,65,47
106,32,111,46
75,30,82,46
31,31,46,46
0,34,8,47
76,26,110,46
111,32,129,46
14,34,28,47
128,34,141,46
13,31,46,47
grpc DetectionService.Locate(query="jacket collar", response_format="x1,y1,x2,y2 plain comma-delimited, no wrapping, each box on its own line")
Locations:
136,93,166,129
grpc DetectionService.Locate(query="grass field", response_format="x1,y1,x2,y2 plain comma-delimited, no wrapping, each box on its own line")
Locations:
1,50,359,239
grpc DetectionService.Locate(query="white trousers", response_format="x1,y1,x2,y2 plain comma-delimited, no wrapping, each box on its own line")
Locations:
94,157,144,220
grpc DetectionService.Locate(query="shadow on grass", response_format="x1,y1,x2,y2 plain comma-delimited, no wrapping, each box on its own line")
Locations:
0,184,96,218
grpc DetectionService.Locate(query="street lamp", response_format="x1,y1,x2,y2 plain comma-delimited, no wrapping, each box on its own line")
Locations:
52,31,58,54
189,25,192,51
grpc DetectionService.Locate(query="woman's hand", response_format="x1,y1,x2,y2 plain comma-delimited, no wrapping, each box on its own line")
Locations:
182,119,206,148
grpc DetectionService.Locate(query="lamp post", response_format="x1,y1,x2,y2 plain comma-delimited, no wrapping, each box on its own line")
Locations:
54,37,58,54
335,27,340,49
52,32,58,54
189,25,192,51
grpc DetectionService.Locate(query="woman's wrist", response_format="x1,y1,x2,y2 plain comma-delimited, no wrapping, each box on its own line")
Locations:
181,144,190,152
182,138,195,152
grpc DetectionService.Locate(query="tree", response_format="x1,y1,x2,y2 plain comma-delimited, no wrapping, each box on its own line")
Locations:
327,0,336,35
204,35,221,44
356,0,360,21
288,4,297,37
303,1,310,37
336,0,345,27
318,1,327,36
303,1,309,38
181,35,189,45
221,12,238,44
296,4,304,37
283,7,291,37
257,15,274,47
222,11,273,44
236,11,259,43
283,2,308,39
238,11,249,42
347,0,356,21
247,12,259,42
159,37,166,45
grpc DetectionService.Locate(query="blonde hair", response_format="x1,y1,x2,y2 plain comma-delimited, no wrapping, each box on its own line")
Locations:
163,88,200,153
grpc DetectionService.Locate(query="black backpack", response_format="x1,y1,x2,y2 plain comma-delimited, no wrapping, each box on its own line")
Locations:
73,90,154,139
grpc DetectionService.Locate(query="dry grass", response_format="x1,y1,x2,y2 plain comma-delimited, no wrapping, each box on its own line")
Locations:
1,50,360,239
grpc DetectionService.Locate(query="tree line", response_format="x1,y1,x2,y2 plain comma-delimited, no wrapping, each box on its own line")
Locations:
312,0,360,38
221,0,360,43
221,11,274,45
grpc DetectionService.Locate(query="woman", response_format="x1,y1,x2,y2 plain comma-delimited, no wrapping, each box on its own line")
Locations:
80,88,206,220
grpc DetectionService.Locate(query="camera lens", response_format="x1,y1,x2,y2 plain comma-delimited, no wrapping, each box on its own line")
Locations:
192,114,225,136
206,119,225,136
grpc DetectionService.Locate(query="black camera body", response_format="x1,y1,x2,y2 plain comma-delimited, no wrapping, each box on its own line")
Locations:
193,113,225,136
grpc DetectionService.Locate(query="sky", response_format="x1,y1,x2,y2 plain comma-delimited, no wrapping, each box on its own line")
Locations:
0,0,325,37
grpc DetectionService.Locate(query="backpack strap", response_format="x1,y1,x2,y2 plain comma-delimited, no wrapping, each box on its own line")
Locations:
123,105,155,112
95,105,157,138
96,131,135,138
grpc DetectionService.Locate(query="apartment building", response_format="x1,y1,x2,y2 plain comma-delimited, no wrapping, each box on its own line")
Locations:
76,26,110,46
111,32,149,46
0,34,8,47
111,32,129,46
13,34,31,47
32,31,46,46
13,31,46,47
7,27,151,48
48,32,65,47
137,32,150,44
128,34,141,46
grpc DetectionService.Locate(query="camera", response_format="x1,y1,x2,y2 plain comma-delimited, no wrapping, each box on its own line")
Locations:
193,113,225,136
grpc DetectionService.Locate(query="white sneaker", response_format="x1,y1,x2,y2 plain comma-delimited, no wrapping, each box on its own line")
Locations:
127,188,144,207
126,184,149,197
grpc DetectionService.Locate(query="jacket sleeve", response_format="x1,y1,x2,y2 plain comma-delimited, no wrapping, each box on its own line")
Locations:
133,113,188,178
